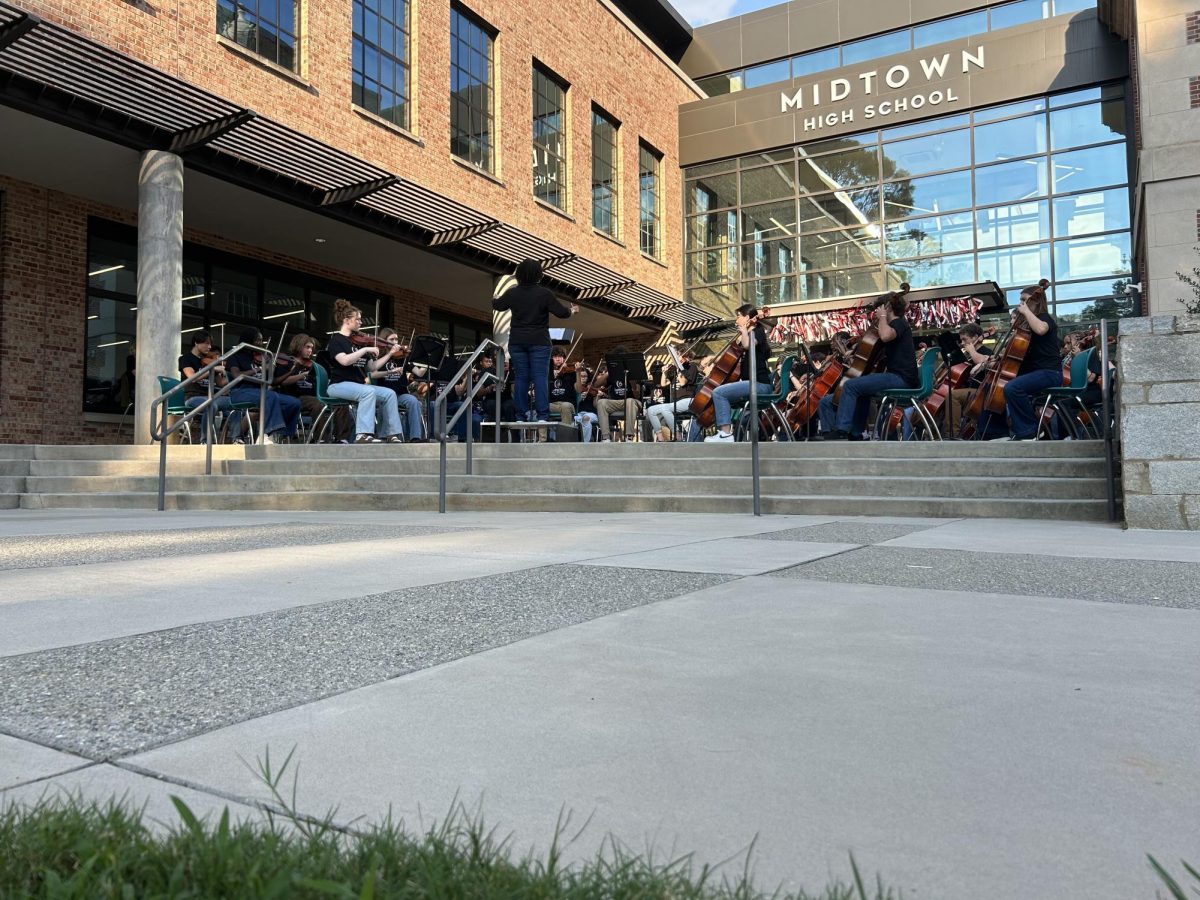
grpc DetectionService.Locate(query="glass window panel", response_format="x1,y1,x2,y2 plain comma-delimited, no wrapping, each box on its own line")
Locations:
1053,0,1096,13
888,252,976,289
976,200,1050,248
263,279,305,325
885,212,975,259
1054,232,1132,280
881,113,969,142
88,236,138,295
913,10,987,47
744,275,798,307
688,284,741,319
181,261,207,311
686,160,737,179
1052,187,1130,238
973,113,1048,163
740,162,796,205
989,0,1048,30
743,200,798,241
791,47,839,78
972,97,1048,123
799,189,881,233
740,149,795,167
1049,86,1104,107
687,210,739,250
801,227,883,270
686,172,738,215
840,29,910,66
697,74,736,96
743,58,790,89
1054,277,1130,302
800,266,884,302
1049,100,1127,150
743,237,798,278
975,157,1048,206
978,241,1051,286
882,129,971,179
686,248,739,286
1051,143,1128,193
883,170,973,220
1053,294,1136,323
798,147,879,192
84,294,137,414
804,132,876,155
211,266,258,320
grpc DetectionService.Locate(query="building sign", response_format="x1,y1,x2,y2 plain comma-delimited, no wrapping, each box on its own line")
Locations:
780,47,985,133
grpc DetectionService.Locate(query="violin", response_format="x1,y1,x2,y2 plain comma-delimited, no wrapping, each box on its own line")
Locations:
350,331,392,353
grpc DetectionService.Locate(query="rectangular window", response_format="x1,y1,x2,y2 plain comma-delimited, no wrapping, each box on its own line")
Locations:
913,10,987,48
532,64,568,210
353,0,411,129
639,142,663,259
989,0,1049,30
592,107,620,237
840,30,910,66
450,4,496,172
217,0,298,71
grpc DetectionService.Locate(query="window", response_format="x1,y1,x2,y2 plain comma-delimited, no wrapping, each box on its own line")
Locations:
791,48,839,79
217,0,298,71
592,108,620,237
989,0,1048,30
913,10,987,47
840,30,910,66
429,308,489,357
450,4,496,172
639,143,663,259
743,59,790,89
532,65,568,209
353,0,411,129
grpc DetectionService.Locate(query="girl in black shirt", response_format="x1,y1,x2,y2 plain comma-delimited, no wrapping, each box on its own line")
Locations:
325,300,404,443
226,327,301,444
1002,279,1062,440
703,304,774,443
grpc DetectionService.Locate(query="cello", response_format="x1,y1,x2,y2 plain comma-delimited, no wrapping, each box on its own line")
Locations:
780,334,852,435
958,279,1048,439
832,283,909,406
690,306,767,430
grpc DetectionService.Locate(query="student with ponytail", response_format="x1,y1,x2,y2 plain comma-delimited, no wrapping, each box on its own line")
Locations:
1003,278,1062,440
326,299,404,444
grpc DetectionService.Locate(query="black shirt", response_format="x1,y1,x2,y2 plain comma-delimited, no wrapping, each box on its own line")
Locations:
549,370,576,403
740,327,773,385
966,346,993,388
228,348,264,387
326,333,365,384
492,284,572,346
1019,313,1061,375
677,362,702,400
608,373,630,400
277,360,315,398
883,317,919,387
375,359,408,395
179,352,212,398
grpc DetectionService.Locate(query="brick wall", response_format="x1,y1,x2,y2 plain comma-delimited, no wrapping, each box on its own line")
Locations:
0,173,490,445
1188,10,1200,43
17,0,698,301
1191,75,1200,109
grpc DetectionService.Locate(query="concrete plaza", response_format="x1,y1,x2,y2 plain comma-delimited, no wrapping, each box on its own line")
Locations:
0,508,1197,899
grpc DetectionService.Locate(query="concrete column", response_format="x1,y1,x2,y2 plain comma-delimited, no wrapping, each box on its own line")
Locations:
492,273,517,354
134,150,184,444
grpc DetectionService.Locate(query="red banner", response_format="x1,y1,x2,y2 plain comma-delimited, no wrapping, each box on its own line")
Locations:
768,296,984,344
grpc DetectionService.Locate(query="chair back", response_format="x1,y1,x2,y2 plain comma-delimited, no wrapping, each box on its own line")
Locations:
313,362,333,403
1068,347,1094,391
916,348,940,398
763,355,795,404
157,375,187,415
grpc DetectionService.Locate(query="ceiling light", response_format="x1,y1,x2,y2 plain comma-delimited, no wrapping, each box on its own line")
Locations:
87,315,99,320
88,264,125,277
181,293,206,302
263,309,306,319
314,238,328,244
97,340,131,348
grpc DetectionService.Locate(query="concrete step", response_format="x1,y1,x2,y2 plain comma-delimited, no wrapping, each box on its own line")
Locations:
21,473,1108,501
0,461,31,476
19,490,1111,520
27,460,228,476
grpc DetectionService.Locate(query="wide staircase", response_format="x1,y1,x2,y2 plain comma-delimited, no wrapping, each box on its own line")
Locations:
0,441,1116,520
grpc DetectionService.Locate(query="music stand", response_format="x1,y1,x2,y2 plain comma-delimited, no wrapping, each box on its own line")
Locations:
605,353,649,440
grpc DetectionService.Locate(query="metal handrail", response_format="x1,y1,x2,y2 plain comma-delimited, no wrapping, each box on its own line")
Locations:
1099,319,1120,523
434,339,505,513
149,342,276,511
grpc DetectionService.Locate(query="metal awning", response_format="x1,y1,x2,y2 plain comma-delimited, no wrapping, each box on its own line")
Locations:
0,0,704,334
460,224,574,268
546,257,635,300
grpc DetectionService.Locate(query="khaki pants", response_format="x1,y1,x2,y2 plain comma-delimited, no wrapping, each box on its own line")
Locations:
596,398,641,440
548,401,575,426
947,388,974,437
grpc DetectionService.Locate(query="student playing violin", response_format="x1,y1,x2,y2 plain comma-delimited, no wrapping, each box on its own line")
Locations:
372,328,426,442
179,331,240,442
326,300,404,444
226,327,301,444
548,346,587,431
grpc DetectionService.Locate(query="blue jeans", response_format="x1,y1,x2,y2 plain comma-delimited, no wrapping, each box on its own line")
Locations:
710,380,773,428
185,394,238,442
396,393,424,440
1004,368,1064,438
442,400,482,440
229,387,300,438
328,382,401,438
835,372,908,435
509,343,552,420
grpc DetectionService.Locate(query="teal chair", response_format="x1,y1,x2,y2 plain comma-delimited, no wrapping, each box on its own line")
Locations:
312,363,353,443
157,376,192,444
731,354,797,442
1036,347,1095,440
872,349,942,441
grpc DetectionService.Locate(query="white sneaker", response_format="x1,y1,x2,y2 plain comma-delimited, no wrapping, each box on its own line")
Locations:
263,433,277,445
704,431,735,442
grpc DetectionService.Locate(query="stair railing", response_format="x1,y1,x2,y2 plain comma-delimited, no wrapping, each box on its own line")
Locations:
433,339,505,513
148,343,276,512
1099,319,1120,523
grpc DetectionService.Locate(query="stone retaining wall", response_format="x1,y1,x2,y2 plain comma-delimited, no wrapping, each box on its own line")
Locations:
1118,314,1200,529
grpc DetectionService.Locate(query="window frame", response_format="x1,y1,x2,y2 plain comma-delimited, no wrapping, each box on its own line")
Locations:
591,105,621,239
450,3,498,173
532,62,569,211
216,0,300,72
638,141,664,260
352,0,412,130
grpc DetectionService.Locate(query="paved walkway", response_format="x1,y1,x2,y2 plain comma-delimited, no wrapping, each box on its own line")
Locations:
0,509,1197,899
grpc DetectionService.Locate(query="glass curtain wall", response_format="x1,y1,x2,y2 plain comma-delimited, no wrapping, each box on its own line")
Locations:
683,85,1134,321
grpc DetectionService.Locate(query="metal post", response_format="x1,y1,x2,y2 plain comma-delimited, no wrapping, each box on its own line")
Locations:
748,329,761,517
257,362,267,446
494,347,503,444
157,406,167,511
438,398,447,514
1100,319,1117,523
205,376,214,476
465,367,474,475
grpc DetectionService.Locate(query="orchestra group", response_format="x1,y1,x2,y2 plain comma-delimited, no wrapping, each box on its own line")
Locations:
177,260,1112,446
